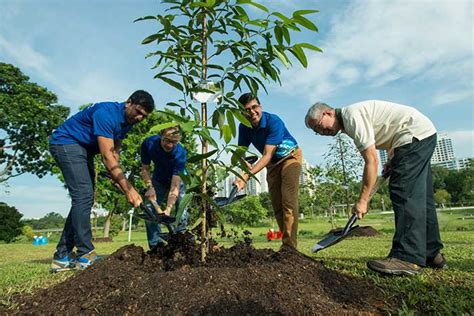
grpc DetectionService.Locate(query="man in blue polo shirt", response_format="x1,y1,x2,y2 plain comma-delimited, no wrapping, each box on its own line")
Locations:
49,90,155,271
233,93,303,249
141,125,188,250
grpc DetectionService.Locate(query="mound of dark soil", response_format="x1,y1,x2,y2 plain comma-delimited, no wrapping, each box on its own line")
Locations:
329,225,381,237
13,233,390,315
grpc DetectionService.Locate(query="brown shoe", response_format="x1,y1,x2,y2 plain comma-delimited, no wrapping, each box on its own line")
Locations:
367,257,422,276
426,253,447,269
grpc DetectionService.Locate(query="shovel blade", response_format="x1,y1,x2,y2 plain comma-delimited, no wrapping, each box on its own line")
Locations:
311,225,360,253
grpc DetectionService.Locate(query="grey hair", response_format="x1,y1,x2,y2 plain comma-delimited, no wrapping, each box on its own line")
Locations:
304,102,333,128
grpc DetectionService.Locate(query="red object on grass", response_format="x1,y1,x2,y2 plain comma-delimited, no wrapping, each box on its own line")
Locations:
276,230,282,240
267,229,275,241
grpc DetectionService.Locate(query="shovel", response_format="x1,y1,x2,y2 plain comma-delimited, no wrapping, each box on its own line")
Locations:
98,171,176,231
311,173,389,253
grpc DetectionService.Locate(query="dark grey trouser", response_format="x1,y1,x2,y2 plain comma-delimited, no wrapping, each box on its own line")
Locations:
50,143,95,259
388,133,443,266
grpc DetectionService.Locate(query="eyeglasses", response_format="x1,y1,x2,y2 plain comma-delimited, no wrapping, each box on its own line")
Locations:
244,103,261,114
162,137,180,145
311,115,325,135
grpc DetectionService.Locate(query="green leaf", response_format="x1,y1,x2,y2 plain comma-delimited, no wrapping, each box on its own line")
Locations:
289,45,308,67
221,125,232,143
134,16,158,23
187,149,218,164
282,26,291,45
149,121,180,133
299,42,323,52
199,128,218,148
231,108,251,128
226,110,236,136
142,33,162,45
156,76,184,91
293,9,319,16
274,26,283,45
293,15,318,31
273,46,290,68
271,12,291,24
173,192,193,227
236,0,269,12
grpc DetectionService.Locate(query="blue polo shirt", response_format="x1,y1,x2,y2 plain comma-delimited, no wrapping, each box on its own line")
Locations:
50,102,132,152
141,135,187,185
238,111,297,161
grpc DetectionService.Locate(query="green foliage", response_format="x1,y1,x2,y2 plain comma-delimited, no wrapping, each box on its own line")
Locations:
21,225,35,241
434,189,451,207
0,62,70,183
432,163,473,204
108,214,124,238
258,191,272,216
0,202,23,243
22,212,65,229
222,195,267,226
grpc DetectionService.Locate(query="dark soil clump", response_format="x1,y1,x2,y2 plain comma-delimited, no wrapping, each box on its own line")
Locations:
12,233,390,315
329,225,381,237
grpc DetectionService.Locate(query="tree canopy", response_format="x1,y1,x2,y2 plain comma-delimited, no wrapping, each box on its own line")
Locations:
0,62,70,183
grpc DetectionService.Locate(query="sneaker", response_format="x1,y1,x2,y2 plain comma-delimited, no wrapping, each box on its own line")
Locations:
426,253,447,269
367,257,422,276
77,251,102,269
50,256,76,272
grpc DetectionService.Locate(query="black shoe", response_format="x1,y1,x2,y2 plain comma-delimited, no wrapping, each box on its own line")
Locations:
426,253,447,269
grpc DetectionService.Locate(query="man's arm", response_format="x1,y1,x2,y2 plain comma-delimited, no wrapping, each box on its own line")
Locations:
234,144,276,191
164,175,181,216
98,136,142,207
353,144,378,219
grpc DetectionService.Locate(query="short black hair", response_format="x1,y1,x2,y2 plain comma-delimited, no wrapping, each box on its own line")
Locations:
238,93,260,106
128,90,155,113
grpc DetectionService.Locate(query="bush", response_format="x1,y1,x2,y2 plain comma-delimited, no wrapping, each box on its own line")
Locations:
109,215,124,238
0,202,23,243
22,225,35,240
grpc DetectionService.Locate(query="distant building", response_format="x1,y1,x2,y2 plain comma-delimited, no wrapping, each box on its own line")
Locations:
378,133,471,171
431,133,456,168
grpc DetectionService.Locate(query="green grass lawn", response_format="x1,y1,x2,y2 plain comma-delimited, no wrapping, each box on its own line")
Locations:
1,209,473,314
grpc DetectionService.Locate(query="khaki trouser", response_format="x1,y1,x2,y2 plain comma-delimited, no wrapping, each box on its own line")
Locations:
266,147,302,248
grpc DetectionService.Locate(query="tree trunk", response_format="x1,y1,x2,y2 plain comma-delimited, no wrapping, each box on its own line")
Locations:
103,211,113,238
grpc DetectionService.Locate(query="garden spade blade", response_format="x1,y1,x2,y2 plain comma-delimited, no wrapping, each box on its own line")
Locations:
311,214,359,253
311,173,389,253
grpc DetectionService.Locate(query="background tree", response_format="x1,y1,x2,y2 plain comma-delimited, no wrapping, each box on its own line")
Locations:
0,62,69,184
222,195,267,227
435,189,451,208
138,0,320,259
323,133,363,217
0,202,23,243
22,212,65,230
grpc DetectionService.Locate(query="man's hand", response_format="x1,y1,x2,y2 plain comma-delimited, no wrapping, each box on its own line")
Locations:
163,207,172,216
144,186,156,201
353,199,368,219
233,178,246,192
126,187,143,208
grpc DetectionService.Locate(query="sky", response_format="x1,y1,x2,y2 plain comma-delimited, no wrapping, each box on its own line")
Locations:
1,0,473,218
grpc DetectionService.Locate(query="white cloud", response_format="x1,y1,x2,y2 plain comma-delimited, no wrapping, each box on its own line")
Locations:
280,0,473,101
0,34,51,77
445,130,474,158
432,89,474,106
